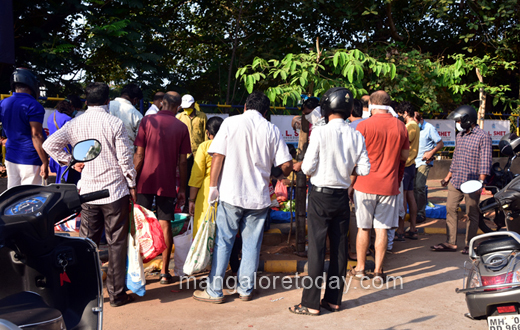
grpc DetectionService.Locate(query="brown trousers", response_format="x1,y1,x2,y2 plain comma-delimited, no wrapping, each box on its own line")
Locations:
80,195,130,304
446,182,480,246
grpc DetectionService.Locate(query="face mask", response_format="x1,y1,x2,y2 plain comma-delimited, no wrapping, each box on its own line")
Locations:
362,110,371,119
184,108,194,116
456,122,464,132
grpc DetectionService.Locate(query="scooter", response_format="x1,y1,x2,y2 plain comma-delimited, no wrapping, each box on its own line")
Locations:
0,139,108,330
457,178,520,328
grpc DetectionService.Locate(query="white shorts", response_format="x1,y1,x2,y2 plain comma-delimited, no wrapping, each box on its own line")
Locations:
6,160,41,189
354,190,399,229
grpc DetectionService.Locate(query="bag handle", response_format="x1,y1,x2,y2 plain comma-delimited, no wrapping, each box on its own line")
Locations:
129,199,136,236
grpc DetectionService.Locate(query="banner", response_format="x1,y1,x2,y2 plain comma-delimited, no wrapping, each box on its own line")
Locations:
271,115,299,144
483,120,510,146
428,120,456,147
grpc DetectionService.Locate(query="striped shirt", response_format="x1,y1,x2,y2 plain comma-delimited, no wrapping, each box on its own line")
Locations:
449,125,492,189
43,106,136,205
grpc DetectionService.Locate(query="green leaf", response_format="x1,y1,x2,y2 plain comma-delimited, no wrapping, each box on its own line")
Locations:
347,64,355,83
390,64,396,80
280,70,287,80
333,52,340,67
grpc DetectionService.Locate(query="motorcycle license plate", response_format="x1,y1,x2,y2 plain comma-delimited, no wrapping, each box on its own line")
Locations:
488,315,520,330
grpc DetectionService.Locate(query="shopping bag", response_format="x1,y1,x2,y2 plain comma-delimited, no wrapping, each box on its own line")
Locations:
173,216,193,277
133,204,167,263
183,205,216,276
126,232,146,296
275,180,288,202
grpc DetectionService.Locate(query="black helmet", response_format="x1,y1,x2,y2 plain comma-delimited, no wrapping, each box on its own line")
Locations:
320,87,353,120
499,133,520,156
447,105,477,129
10,68,40,98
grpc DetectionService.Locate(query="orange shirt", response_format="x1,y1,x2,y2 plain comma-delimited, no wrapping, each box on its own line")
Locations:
354,113,409,196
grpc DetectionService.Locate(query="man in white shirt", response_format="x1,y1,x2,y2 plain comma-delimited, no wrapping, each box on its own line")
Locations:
193,92,293,303
144,92,164,116
289,87,370,316
109,83,143,147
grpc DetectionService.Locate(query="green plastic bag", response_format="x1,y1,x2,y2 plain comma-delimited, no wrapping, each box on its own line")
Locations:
183,205,216,275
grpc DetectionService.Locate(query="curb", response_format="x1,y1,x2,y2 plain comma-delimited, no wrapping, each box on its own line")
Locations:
418,227,485,235
258,255,375,274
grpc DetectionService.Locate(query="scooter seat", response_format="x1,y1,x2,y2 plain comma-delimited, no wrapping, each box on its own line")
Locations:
476,236,520,256
0,292,65,330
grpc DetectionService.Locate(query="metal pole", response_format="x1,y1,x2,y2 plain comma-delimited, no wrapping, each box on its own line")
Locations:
295,115,309,254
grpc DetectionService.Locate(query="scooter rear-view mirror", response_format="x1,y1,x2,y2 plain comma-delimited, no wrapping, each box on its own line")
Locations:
460,180,483,194
72,139,102,163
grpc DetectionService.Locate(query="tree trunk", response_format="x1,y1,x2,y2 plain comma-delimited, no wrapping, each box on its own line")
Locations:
225,0,244,105
476,68,485,128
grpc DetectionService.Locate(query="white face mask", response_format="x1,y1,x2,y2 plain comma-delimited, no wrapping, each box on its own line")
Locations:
362,110,371,119
456,122,464,132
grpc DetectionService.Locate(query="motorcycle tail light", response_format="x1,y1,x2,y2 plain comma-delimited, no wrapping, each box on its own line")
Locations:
468,270,481,288
481,273,514,291
497,305,516,314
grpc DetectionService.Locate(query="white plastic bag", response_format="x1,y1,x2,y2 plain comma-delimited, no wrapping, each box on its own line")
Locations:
126,232,146,296
173,216,193,277
183,206,216,276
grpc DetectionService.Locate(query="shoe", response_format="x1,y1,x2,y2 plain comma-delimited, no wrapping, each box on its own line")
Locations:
239,292,253,301
193,290,225,304
393,233,405,242
320,299,340,312
110,294,134,307
160,273,173,284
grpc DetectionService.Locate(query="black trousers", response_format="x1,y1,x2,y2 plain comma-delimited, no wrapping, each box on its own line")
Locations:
80,195,130,304
301,188,349,310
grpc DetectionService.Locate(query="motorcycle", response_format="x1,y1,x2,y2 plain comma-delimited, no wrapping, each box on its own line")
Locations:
479,133,520,233
457,176,520,328
0,139,108,330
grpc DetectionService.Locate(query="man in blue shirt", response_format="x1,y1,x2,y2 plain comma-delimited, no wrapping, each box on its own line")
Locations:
0,68,48,189
414,112,444,222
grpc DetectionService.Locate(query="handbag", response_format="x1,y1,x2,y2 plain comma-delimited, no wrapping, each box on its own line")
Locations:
173,215,193,277
183,205,216,276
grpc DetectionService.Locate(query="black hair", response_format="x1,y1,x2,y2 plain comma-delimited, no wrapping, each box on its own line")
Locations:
397,101,415,117
85,82,109,106
56,99,75,114
206,116,223,136
66,94,83,110
13,83,29,92
302,97,319,111
153,92,165,102
287,144,297,159
360,98,369,108
351,99,363,118
121,83,143,100
163,92,181,107
245,91,270,115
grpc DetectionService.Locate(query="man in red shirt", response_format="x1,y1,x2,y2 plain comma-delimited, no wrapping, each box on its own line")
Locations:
133,91,191,284
349,91,409,284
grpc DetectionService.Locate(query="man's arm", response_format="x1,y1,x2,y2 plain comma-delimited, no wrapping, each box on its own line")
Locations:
115,125,137,200
30,122,49,179
133,146,145,175
209,153,225,187
422,140,444,161
400,148,409,162
280,160,293,177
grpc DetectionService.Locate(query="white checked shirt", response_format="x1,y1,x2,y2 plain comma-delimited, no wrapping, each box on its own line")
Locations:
208,110,292,209
302,118,370,189
109,97,143,146
43,106,137,205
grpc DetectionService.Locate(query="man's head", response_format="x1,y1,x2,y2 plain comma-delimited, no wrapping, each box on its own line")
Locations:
67,94,83,110
320,87,353,122
153,92,165,108
85,82,110,106
245,91,270,116
120,83,143,105
415,111,424,124
349,99,363,121
163,91,182,112
396,101,415,123
301,97,319,115
369,91,391,115
361,95,370,118
181,94,195,109
10,68,40,98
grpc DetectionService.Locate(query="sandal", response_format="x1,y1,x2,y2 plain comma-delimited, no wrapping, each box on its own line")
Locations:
160,273,173,284
404,230,418,240
461,246,469,255
320,299,340,312
394,233,405,242
348,268,366,279
430,243,457,252
373,272,391,286
288,304,320,316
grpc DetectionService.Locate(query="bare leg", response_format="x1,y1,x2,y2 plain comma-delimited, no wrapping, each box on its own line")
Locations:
355,229,370,272
374,228,388,273
160,219,172,275
406,190,418,232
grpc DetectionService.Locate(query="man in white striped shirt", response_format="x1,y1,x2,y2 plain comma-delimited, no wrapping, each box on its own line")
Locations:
43,82,137,307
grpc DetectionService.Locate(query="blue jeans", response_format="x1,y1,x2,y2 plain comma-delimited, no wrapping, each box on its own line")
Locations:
206,201,269,297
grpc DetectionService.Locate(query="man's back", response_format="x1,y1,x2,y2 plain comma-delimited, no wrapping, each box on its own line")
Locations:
109,97,143,145
134,111,191,197
405,120,420,166
0,93,45,165
355,113,409,196
208,110,291,209
416,121,441,167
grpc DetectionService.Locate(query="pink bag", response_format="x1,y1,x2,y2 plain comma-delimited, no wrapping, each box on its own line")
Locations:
133,204,167,263
275,180,288,201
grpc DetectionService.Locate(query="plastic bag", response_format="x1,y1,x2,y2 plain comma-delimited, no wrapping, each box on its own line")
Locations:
133,204,167,263
173,216,193,277
275,180,288,202
126,232,146,296
183,206,217,276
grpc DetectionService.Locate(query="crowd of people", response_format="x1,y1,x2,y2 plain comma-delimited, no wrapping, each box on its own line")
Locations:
0,67,493,314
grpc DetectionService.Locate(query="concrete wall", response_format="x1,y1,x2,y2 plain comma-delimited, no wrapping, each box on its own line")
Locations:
428,157,520,180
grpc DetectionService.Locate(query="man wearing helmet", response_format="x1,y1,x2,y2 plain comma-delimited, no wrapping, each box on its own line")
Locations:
289,87,370,316
0,68,48,188
432,105,492,253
